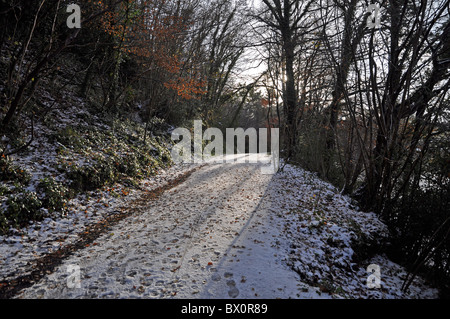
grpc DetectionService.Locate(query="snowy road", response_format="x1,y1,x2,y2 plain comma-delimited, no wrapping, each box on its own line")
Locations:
15,158,323,299
10,156,439,299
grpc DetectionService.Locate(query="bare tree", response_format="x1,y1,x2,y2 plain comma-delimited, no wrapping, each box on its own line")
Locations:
255,0,316,158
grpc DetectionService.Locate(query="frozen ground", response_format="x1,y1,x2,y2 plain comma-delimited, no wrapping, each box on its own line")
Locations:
1,155,439,299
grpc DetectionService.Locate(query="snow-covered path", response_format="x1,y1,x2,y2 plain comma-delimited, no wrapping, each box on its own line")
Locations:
8,156,439,299
14,159,323,299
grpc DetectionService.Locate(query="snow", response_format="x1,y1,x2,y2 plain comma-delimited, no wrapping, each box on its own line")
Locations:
0,162,199,284
1,155,439,299
271,164,438,298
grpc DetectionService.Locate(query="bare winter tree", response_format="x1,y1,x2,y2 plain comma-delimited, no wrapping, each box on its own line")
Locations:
254,0,316,158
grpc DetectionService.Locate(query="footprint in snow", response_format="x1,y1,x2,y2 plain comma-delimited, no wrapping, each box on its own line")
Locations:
228,286,239,298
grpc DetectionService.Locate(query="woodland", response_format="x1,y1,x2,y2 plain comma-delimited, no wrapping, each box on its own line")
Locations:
0,0,449,295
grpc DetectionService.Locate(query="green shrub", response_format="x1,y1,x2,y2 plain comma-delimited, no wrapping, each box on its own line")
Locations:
3,191,43,231
0,184,11,196
0,213,8,235
66,158,118,192
0,155,31,185
94,158,117,186
54,126,83,149
38,177,69,213
117,152,140,177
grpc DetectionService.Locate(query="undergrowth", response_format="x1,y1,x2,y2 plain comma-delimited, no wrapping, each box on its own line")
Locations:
0,117,173,235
